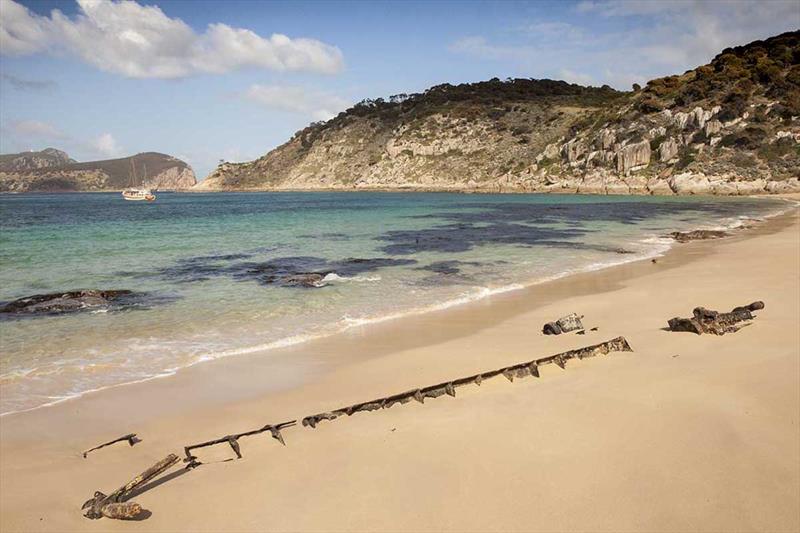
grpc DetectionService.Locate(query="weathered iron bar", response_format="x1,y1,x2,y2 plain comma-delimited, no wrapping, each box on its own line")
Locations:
81,337,634,520
82,433,142,458
183,420,296,468
82,453,180,519
301,336,632,429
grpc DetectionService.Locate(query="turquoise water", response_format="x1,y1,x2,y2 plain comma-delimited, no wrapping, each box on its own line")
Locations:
0,192,791,414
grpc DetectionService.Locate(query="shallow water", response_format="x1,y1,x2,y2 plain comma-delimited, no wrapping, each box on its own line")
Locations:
0,192,790,414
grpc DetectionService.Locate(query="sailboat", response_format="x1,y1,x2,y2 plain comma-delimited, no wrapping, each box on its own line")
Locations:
122,159,156,202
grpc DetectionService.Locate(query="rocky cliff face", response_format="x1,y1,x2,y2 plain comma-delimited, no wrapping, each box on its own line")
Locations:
199,31,800,195
0,152,196,192
142,164,197,190
0,148,76,171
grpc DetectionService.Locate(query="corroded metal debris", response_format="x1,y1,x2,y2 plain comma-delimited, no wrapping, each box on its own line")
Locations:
82,433,142,458
301,336,633,429
82,454,179,520
668,301,764,335
182,420,296,468
81,337,634,520
542,313,585,335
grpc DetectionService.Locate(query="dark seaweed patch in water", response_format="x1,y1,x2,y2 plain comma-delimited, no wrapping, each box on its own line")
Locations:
188,253,254,262
137,255,417,287
417,260,484,275
377,199,769,255
410,199,771,226
230,257,417,286
378,223,590,254
298,232,351,241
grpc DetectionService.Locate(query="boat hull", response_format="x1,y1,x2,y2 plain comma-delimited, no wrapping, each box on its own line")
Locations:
122,189,156,201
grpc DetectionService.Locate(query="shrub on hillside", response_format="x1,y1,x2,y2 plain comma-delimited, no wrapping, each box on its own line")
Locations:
719,126,768,150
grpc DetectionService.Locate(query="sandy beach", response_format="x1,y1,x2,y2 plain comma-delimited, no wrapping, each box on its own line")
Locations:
1,204,798,532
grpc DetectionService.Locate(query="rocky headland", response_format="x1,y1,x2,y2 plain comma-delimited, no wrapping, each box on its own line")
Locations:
197,31,800,195
0,151,196,192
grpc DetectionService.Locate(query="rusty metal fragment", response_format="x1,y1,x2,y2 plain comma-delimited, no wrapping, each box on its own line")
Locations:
182,420,296,467
81,337,635,521
227,436,241,459
101,502,143,520
82,433,141,458
543,313,585,335
299,337,633,429
82,453,179,520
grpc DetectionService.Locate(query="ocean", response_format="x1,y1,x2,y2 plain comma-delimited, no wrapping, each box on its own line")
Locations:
0,192,792,415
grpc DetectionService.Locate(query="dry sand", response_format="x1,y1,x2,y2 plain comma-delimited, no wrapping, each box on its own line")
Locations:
1,207,798,532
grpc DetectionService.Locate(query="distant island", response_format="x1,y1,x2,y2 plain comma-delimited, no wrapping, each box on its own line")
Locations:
197,30,799,195
0,150,196,192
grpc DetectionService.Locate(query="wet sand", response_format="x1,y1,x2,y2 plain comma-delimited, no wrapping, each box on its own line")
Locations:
1,205,798,532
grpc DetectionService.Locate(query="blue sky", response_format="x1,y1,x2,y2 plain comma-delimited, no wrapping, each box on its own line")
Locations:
1,0,798,179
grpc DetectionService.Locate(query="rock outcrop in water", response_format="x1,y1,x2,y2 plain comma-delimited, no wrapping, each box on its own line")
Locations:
0,152,196,192
197,31,800,195
0,290,135,316
669,229,730,243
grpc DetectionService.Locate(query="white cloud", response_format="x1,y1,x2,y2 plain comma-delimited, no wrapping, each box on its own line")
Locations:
89,133,122,157
0,0,344,78
0,0,49,54
450,0,799,90
6,119,66,139
521,21,588,44
244,84,351,121
448,37,526,61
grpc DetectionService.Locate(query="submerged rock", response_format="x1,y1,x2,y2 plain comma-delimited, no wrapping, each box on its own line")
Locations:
0,290,135,316
668,229,729,243
280,273,329,288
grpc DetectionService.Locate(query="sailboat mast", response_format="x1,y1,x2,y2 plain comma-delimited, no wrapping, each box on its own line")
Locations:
130,158,137,187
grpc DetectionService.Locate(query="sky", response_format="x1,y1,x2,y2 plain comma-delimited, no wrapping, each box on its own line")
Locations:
1,0,798,179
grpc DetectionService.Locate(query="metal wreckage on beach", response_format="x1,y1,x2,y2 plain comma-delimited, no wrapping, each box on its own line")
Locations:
81,336,633,520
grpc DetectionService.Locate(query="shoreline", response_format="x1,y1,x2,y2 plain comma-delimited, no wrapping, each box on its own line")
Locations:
3,188,800,196
2,197,795,418
1,201,798,532
0,208,795,428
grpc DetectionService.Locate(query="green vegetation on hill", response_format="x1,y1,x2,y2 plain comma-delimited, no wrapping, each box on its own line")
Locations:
201,29,800,195
639,31,800,119
0,152,196,192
